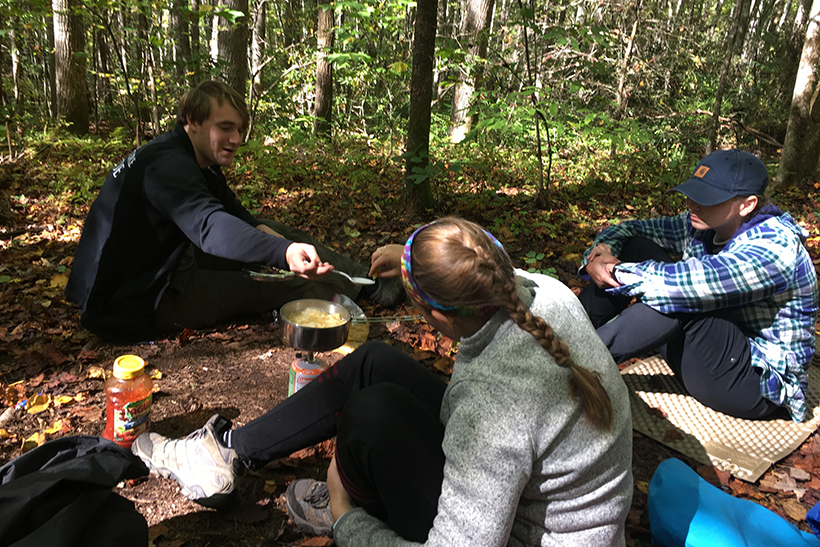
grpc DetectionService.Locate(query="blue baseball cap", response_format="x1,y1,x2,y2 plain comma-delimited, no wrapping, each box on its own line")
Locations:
670,150,768,206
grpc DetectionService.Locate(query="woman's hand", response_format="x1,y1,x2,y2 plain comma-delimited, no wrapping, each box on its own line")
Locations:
286,243,333,279
327,457,355,524
368,244,403,278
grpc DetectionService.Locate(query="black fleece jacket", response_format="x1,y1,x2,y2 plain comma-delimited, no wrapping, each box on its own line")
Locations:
65,124,291,343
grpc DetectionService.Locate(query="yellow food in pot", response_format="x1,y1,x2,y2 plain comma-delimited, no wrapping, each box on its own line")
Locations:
286,308,346,328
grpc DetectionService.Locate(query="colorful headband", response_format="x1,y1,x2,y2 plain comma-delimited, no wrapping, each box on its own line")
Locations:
400,221,504,317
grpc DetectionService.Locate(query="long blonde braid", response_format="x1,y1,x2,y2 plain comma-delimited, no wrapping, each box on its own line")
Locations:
411,217,614,430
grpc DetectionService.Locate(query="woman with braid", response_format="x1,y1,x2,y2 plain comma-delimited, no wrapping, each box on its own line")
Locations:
132,217,633,546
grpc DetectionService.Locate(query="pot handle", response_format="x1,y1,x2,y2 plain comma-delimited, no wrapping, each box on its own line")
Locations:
271,310,280,325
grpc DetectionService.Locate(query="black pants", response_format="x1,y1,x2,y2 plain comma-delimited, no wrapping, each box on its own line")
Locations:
232,341,446,542
578,237,782,419
154,220,368,333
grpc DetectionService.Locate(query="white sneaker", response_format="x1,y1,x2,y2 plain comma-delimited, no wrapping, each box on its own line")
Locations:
131,414,238,508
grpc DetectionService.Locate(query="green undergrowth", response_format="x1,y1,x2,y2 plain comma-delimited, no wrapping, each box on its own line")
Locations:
4,126,817,265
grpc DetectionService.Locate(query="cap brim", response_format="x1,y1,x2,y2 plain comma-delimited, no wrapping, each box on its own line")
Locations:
669,178,736,206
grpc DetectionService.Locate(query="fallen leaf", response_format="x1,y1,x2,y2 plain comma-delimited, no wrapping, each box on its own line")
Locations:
646,406,668,419
663,428,683,442
149,369,163,380
301,537,334,546
0,429,12,438
50,273,68,289
21,431,45,453
411,350,436,361
77,349,98,361
433,357,453,374
790,467,812,481
28,373,45,387
54,395,76,406
44,419,68,434
773,473,799,492
635,480,649,494
759,475,780,493
69,405,101,422
26,393,51,414
781,498,808,521
264,480,277,493
86,365,105,379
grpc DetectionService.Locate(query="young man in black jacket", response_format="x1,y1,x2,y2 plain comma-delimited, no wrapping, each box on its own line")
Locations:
66,81,401,344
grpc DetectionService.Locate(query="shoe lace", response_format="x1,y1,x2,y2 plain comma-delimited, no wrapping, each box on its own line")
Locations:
305,483,330,508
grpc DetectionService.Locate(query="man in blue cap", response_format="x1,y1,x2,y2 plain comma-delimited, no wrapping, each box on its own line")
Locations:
577,149,818,422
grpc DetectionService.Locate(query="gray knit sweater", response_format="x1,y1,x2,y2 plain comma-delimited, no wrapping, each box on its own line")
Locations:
333,271,633,546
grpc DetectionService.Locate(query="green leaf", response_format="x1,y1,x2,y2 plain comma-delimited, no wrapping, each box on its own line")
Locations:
0,275,10,283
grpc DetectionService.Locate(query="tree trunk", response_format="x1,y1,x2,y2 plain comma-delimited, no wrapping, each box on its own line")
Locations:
0,14,7,117
313,3,333,136
775,0,820,189
778,0,795,32
251,0,266,99
10,27,19,104
190,0,201,83
449,0,495,143
94,28,112,107
44,14,57,118
615,0,643,121
53,0,89,135
283,0,300,47
171,0,193,85
218,0,249,98
405,0,437,211
705,0,751,154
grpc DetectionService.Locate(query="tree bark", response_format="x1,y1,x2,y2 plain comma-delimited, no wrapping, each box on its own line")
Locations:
705,0,751,154
615,0,643,121
94,28,112,107
313,2,333,136
251,0,266,98
53,0,89,135
171,0,193,85
218,0,250,98
776,0,820,189
405,0,437,211
449,0,495,143
190,0,201,83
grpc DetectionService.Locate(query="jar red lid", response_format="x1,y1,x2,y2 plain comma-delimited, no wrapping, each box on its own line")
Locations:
113,355,145,379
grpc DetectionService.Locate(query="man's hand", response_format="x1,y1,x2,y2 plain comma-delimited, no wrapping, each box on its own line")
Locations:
586,244,621,289
286,243,333,279
368,244,403,278
327,457,354,525
256,224,284,238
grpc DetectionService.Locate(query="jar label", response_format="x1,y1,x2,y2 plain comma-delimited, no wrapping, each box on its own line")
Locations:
288,366,322,396
113,394,152,443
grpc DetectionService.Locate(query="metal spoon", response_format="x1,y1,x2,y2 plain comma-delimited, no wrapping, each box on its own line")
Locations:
333,270,376,286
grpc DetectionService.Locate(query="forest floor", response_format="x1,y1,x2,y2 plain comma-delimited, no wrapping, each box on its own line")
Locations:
1,147,820,546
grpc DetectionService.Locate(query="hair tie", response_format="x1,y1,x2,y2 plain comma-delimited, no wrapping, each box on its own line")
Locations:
400,221,504,317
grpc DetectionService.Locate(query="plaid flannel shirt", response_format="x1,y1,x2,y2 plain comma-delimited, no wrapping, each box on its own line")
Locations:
581,211,818,422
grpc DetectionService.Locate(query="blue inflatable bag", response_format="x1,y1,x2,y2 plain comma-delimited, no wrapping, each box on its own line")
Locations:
648,458,820,547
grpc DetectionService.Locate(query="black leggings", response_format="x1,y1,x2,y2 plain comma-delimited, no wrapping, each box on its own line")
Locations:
577,237,782,419
231,341,446,541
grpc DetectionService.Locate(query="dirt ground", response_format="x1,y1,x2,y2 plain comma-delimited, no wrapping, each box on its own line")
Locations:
2,305,776,547
1,223,818,546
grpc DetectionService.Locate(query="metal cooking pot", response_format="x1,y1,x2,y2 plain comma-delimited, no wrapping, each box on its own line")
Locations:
278,299,352,352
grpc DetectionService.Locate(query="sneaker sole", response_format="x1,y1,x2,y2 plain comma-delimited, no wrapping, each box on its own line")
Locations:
142,457,238,510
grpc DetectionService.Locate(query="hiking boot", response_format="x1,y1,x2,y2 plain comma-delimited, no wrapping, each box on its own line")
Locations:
286,478,334,536
367,277,405,308
131,414,238,509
